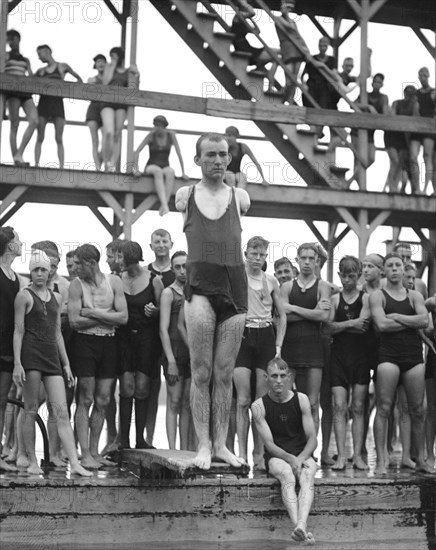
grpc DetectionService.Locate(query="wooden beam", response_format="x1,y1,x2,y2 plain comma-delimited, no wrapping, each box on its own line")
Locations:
0,185,27,215
0,0,8,163
346,0,361,18
88,206,113,235
308,15,331,39
333,226,351,246
412,27,436,59
335,207,360,234
132,195,159,224
412,227,433,253
98,192,125,221
102,0,123,24
1,75,435,134
7,0,22,13
368,0,389,21
337,22,359,47
0,198,24,226
305,221,327,248
368,210,391,234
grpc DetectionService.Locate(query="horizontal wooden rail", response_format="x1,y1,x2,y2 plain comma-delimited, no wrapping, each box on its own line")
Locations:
1,75,435,134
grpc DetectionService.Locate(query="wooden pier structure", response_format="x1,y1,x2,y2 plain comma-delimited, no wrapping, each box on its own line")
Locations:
0,1,436,545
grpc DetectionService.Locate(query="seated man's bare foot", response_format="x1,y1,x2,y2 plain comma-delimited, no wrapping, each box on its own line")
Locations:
0,457,18,472
374,462,388,475
80,455,102,469
415,461,436,474
16,454,30,468
401,457,416,469
27,462,43,475
353,456,369,470
305,532,316,546
50,456,67,468
321,454,335,466
214,446,247,468
70,463,94,477
192,447,212,470
332,456,347,470
97,456,117,467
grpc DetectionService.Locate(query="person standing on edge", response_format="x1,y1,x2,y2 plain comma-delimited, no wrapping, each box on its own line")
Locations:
0,227,22,472
34,44,82,169
86,54,107,170
4,30,39,166
68,244,127,469
175,132,250,469
369,253,432,475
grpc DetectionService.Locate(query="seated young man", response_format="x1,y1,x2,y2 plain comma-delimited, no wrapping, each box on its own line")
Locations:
252,358,317,544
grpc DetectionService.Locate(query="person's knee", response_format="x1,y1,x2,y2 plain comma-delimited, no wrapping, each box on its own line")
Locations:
236,395,251,410
351,400,365,417
28,114,39,128
168,396,182,414
10,119,20,131
377,399,393,418
120,385,134,399
134,387,149,401
333,400,347,418
408,401,425,420
77,393,93,410
94,392,111,410
191,364,211,387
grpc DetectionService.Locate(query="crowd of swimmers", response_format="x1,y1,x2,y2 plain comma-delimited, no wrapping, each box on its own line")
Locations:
1,130,436,544
4,1,436,196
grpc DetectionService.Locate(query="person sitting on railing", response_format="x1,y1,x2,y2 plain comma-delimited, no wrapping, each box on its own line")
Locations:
224,126,269,188
275,0,312,105
230,0,279,92
410,67,435,195
86,54,107,171
350,72,389,188
384,86,420,194
4,29,38,167
100,47,139,173
301,36,338,136
132,116,189,216
34,45,82,170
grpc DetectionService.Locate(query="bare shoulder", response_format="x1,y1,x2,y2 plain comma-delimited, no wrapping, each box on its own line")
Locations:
175,185,191,212
251,396,265,417
235,187,250,214
297,391,311,410
108,273,123,291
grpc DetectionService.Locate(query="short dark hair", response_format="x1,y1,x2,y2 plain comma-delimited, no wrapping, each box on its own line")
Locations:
246,236,269,250
373,73,384,81
7,29,20,40
338,255,362,275
106,238,124,253
0,227,15,256
274,257,293,271
266,357,291,372
120,241,143,266
31,240,59,259
66,250,76,260
171,251,187,265
195,133,227,157
37,44,52,53
109,46,125,66
297,242,319,258
394,242,412,252
384,252,403,265
75,244,100,263
404,263,416,273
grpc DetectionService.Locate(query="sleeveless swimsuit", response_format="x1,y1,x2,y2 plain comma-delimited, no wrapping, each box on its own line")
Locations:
37,63,65,120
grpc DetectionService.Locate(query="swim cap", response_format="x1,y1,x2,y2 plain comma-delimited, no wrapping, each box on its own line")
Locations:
29,250,51,272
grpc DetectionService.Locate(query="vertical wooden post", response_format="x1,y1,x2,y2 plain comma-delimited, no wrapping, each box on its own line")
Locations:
358,209,369,259
124,193,134,240
126,0,138,171
356,0,369,191
0,0,9,163
327,221,338,282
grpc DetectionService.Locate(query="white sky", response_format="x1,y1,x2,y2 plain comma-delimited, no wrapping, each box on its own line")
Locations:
1,0,433,278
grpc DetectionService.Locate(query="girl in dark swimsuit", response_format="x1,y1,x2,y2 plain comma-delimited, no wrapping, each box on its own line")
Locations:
133,115,188,216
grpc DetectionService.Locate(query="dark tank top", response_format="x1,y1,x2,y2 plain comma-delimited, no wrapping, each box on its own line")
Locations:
183,186,247,312
21,288,61,373
109,69,129,87
146,132,172,169
284,280,321,341
122,274,157,331
0,269,20,357
263,393,307,464
417,88,436,118
148,262,175,288
379,288,421,355
40,63,62,81
227,142,244,173
332,291,366,351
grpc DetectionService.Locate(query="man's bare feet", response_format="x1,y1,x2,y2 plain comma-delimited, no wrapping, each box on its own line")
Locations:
192,446,212,470
291,521,308,542
97,456,117,467
321,454,335,466
332,456,347,470
415,461,436,474
80,455,102,469
50,456,67,468
353,456,369,471
5,449,17,463
16,454,30,468
214,446,247,468
426,456,435,469
374,462,387,475
0,458,18,472
401,458,416,469
27,462,43,475
100,439,119,457
70,463,94,477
